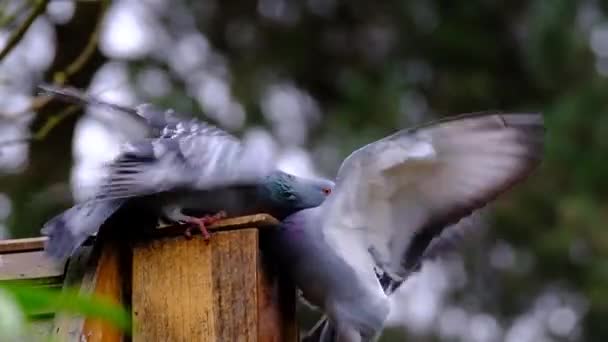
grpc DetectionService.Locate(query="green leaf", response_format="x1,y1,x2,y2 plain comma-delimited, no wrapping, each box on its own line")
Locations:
0,282,131,333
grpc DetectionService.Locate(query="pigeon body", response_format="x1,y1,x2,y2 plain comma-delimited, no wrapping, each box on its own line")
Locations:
272,112,545,342
43,171,333,259
39,86,334,259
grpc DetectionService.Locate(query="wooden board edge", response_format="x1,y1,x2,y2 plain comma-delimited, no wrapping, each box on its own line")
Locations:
256,248,299,342
0,237,47,254
0,214,277,254
81,239,128,342
149,214,280,238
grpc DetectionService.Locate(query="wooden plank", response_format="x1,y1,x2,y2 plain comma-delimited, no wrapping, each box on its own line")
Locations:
0,251,64,281
257,250,299,342
132,229,259,342
53,235,128,342
81,239,128,342
0,213,277,253
0,236,46,254
52,245,97,341
152,214,279,237
0,214,276,253
210,229,258,341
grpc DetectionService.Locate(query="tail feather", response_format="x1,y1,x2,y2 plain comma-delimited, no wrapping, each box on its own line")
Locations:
41,199,125,259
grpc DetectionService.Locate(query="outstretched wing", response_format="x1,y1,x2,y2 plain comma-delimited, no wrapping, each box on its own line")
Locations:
319,112,544,285
95,117,274,200
39,85,276,201
38,85,186,135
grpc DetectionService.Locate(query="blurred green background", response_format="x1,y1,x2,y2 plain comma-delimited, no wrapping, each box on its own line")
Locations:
0,0,607,341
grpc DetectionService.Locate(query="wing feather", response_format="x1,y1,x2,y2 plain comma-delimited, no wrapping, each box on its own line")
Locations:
321,112,544,283
94,114,274,201
38,85,275,200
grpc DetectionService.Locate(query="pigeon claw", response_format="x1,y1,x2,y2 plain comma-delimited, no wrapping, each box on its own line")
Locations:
183,211,227,242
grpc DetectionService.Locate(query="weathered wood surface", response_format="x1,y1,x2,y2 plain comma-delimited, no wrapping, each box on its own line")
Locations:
132,216,298,342
151,213,280,237
0,214,296,342
52,233,128,342
0,250,64,281
0,236,47,254
52,245,96,341
132,229,259,341
0,214,279,253
257,250,299,342
81,238,128,342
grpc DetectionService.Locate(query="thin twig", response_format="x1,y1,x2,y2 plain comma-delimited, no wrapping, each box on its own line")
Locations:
0,0,49,62
53,0,109,84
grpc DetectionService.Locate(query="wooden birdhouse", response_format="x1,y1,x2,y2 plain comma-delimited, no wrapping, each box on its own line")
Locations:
0,214,299,342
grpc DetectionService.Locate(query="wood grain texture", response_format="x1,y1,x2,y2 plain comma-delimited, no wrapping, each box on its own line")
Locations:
132,229,259,342
0,214,294,341
81,239,128,342
152,214,279,237
0,236,96,255
0,250,64,281
52,245,96,341
53,237,128,342
0,236,46,254
211,229,258,341
257,250,299,342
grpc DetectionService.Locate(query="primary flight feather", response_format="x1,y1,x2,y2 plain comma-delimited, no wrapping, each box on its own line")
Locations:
272,112,544,342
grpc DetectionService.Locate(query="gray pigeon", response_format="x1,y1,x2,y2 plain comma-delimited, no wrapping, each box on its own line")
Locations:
271,112,544,342
301,208,484,341
303,211,484,341
39,86,334,260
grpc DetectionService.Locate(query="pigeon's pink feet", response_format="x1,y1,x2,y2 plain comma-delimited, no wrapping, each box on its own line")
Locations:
183,211,227,241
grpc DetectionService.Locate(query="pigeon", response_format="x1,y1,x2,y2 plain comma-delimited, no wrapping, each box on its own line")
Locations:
39,86,335,260
271,112,544,342
302,211,485,342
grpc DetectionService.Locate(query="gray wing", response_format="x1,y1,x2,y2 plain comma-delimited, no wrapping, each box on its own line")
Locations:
37,84,186,135
318,112,544,286
41,199,125,259
379,210,485,294
38,85,274,201
94,116,275,201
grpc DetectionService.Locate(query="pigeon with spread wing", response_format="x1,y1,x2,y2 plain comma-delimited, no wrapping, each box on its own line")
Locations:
39,86,334,260
302,211,484,342
272,112,544,342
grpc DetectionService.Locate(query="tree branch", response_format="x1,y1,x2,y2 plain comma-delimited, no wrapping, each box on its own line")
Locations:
0,0,109,154
0,1,30,29
0,0,108,119
0,0,49,62
53,0,108,84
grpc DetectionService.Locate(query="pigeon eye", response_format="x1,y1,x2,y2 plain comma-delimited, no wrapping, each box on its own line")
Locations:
322,188,332,195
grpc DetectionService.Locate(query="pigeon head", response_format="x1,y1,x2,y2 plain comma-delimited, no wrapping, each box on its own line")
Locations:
263,170,334,215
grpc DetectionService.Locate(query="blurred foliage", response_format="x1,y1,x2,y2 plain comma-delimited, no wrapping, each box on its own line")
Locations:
0,282,131,340
1,0,608,341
